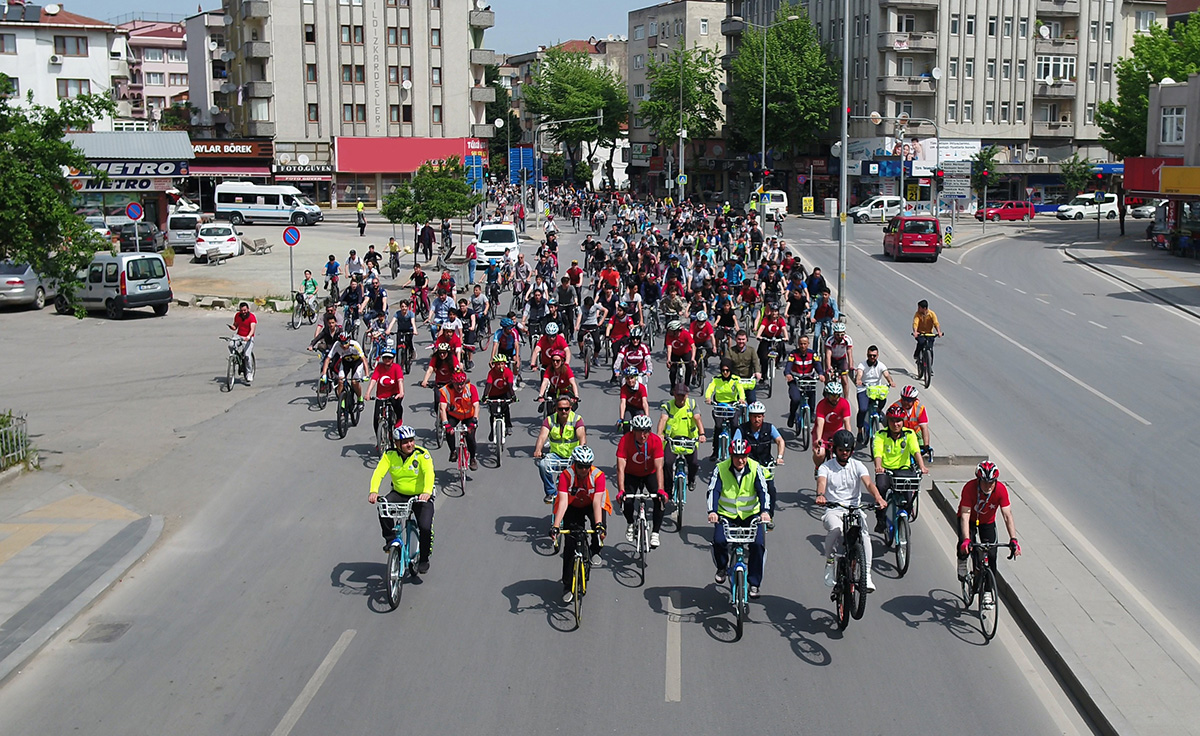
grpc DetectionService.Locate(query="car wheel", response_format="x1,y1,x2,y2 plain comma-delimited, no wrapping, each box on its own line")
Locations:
230,212,245,226
1107,211,1117,220
1074,212,1084,220
105,300,123,320
54,294,72,315
31,287,45,310
292,213,305,225
991,214,1000,222
153,303,169,316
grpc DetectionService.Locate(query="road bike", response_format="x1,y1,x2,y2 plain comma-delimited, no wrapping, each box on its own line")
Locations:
291,292,318,329
882,470,921,577
449,422,471,495
485,396,515,467
335,377,362,439
721,518,762,641
377,498,421,610
824,501,876,630
962,539,1017,642
711,404,741,462
220,336,254,392
761,337,786,399
863,384,890,449
375,399,399,455
792,377,820,450
622,490,655,581
554,527,598,628
666,437,697,532
915,333,939,389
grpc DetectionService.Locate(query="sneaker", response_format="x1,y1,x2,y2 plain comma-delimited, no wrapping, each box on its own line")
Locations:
543,494,555,505
625,527,635,543
865,575,877,593
714,570,727,584
417,559,430,574
449,449,458,463
382,544,391,553
488,429,495,442
563,589,574,603
469,457,478,471
957,559,969,581
749,585,760,599
982,592,995,609
650,532,661,548
505,426,513,437
824,557,836,587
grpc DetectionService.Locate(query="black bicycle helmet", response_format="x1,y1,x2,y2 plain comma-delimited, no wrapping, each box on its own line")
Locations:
832,429,856,452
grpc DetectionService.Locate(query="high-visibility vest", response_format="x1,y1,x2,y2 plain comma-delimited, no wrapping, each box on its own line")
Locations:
661,399,699,443
547,411,581,458
717,459,762,519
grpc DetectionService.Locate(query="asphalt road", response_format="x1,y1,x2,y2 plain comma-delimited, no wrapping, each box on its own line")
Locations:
0,223,1089,734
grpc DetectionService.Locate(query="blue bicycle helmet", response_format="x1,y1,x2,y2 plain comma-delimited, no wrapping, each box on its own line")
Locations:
624,366,641,377
500,317,515,329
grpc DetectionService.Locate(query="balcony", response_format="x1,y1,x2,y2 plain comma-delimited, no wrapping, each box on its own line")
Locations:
210,46,226,61
246,120,275,138
471,86,496,103
1033,80,1077,98
471,123,496,138
879,0,941,8
721,53,735,70
242,41,270,59
1034,37,1078,54
877,76,937,95
241,0,269,19
888,120,936,136
1036,0,1081,15
245,81,273,98
469,48,497,66
721,17,746,36
1033,120,1074,137
468,10,495,28
878,31,938,53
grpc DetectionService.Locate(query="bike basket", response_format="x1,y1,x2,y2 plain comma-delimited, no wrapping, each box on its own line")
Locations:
888,473,922,493
542,455,572,473
376,499,414,519
722,521,760,544
738,377,758,389
866,385,889,400
711,405,739,421
796,378,821,391
667,438,698,452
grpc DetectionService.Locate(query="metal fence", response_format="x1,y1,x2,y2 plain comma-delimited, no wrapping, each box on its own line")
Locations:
0,413,29,471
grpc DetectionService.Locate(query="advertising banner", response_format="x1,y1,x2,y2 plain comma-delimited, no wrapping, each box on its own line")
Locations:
880,137,981,176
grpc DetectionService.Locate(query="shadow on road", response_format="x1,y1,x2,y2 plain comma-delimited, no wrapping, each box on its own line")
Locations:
500,578,576,632
643,584,749,645
341,441,378,469
878,587,983,645
494,514,556,556
329,560,395,614
759,594,833,665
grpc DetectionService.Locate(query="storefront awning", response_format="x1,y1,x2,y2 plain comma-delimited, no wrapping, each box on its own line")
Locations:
1124,157,1185,196
275,174,332,182
334,137,486,174
189,165,272,178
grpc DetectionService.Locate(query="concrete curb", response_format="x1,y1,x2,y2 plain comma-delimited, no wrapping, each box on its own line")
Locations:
928,453,987,467
1062,243,1200,322
0,514,164,685
927,480,1117,736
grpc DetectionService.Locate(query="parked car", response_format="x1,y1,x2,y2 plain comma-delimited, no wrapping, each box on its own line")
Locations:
476,222,521,262
1057,193,1119,220
1130,199,1166,219
849,195,905,223
195,224,243,262
883,216,942,262
63,251,172,319
0,262,58,309
84,216,112,240
975,201,1036,222
166,212,202,252
116,222,166,252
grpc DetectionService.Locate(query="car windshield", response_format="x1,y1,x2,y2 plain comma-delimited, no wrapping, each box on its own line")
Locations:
199,226,233,237
85,217,106,227
127,258,166,281
479,229,517,244
1067,197,1096,207
297,196,316,206
903,220,937,234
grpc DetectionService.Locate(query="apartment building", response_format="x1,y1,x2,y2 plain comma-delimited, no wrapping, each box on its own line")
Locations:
118,19,190,119
223,0,497,206
627,0,726,197
0,3,132,130
723,0,1167,204
185,9,230,135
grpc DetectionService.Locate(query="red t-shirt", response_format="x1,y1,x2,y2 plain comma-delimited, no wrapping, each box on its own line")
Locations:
760,316,786,337
600,269,621,289
959,479,1011,525
620,382,648,411
813,397,853,442
691,320,714,344
537,334,569,366
567,266,583,285
436,332,463,351
233,311,256,337
543,365,575,394
466,242,478,261
666,329,695,357
430,354,461,384
370,362,404,399
485,366,516,396
609,315,633,342
740,285,759,303
616,432,664,477
556,466,608,509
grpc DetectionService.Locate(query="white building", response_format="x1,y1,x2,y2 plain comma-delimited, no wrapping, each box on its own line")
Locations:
0,3,132,130
184,9,231,136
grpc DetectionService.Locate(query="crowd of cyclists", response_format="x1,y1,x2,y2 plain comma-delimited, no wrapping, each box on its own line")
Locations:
300,184,1018,616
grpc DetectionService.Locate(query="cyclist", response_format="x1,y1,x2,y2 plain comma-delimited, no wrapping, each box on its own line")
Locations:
784,335,819,430
385,299,416,359
521,289,550,336
483,354,517,439
612,327,653,382
707,438,771,598
723,329,761,404
369,425,435,572
811,381,853,473
438,370,480,471
536,351,579,408
323,254,341,298
577,296,606,366
340,275,365,334
809,287,839,347
713,300,739,352
365,347,405,442
513,253,533,297
301,269,319,313
550,445,608,604
690,310,716,368
823,321,855,401
815,429,887,590
323,331,368,411
732,402,786,518
229,301,257,384
618,366,649,429
854,344,895,445
533,395,587,503
956,461,1021,597
888,385,931,450
664,319,696,387
912,299,943,380
419,341,462,408
530,321,570,373
426,287,456,341
566,259,585,304
491,316,523,369
657,383,705,499
754,301,789,371
616,414,667,548
401,263,430,315
703,359,748,461
872,404,928,533
386,236,401,275
308,312,341,362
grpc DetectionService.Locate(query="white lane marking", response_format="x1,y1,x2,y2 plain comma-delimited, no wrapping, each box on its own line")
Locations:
1123,335,1143,345
962,266,974,271
857,249,1151,426
1036,298,1050,305
1061,309,1076,316
978,272,989,277
995,280,1007,286
1014,288,1027,294
853,307,1200,680
270,629,357,736
1088,320,1108,329
665,590,682,702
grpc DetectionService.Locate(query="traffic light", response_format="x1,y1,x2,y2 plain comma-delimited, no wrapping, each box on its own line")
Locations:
979,168,990,187
934,169,944,185
762,169,771,181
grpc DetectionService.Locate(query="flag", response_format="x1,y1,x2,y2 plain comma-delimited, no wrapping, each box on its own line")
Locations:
7,1,29,6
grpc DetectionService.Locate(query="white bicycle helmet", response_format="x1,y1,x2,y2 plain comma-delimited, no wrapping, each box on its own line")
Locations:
747,401,766,415
544,322,560,336
571,445,595,465
392,425,416,441
631,414,653,431
824,381,844,396
667,319,683,332
832,321,846,334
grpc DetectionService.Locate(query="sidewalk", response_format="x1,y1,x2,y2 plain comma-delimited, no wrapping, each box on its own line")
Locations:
0,470,161,683
1065,234,1200,321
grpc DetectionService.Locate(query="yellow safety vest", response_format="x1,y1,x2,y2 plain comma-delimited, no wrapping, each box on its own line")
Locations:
547,411,581,458
661,399,699,443
717,459,762,519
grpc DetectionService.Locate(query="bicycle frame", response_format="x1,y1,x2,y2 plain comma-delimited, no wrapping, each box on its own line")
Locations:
377,498,419,609
721,518,760,639
711,404,739,462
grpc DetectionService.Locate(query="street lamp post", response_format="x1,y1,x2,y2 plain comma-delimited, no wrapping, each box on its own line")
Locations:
838,0,849,312
532,111,603,232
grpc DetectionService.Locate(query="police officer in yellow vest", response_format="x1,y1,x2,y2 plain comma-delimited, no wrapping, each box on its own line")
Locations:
534,394,588,502
657,383,706,498
707,438,771,598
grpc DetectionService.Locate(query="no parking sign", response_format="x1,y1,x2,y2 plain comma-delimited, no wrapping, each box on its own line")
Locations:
283,226,301,247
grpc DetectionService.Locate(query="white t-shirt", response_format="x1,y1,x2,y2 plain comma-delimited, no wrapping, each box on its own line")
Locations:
818,456,871,505
855,360,889,393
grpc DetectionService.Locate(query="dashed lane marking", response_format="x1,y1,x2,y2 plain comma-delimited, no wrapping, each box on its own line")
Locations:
1123,335,1143,345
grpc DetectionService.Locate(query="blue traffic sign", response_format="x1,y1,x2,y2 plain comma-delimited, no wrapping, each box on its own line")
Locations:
124,201,143,221
282,226,301,247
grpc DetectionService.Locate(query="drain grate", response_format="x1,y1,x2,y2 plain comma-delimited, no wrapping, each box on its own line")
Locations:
74,622,131,644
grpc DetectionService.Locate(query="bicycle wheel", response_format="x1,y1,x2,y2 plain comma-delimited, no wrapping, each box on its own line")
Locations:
336,393,348,439
850,538,868,620
493,417,505,467
798,405,811,450
921,349,932,389
350,394,361,427
316,378,329,410
764,358,774,398
675,475,686,532
459,452,467,496
733,566,746,641
572,556,585,627
909,489,920,522
582,344,591,379
894,515,911,577
306,305,316,326
385,544,403,610
961,566,976,608
835,560,851,630
636,516,648,579
291,299,302,329
978,566,999,640
224,355,236,392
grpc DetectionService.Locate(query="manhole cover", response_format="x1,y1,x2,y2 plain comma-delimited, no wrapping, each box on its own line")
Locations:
74,622,131,644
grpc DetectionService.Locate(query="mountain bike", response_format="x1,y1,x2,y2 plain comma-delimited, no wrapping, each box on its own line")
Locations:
721,518,762,641
962,539,1017,642
882,470,921,577
377,498,421,611
388,251,400,280
761,337,786,399
824,502,876,630
915,333,939,389
554,526,598,628
666,437,697,533
335,378,362,439
315,359,334,410
342,306,360,343
485,396,515,467
863,384,890,450
411,286,430,320
622,490,655,582
291,292,318,329
486,280,502,319
375,399,398,455
579,331,596,379
396,331,414,374
220,336,253,392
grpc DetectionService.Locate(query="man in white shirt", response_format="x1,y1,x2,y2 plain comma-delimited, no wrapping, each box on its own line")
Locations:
816,429,887,591
854,344,895,444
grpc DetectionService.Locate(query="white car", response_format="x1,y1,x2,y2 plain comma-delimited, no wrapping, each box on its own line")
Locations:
1130,199,1166,219
1056,193,1119,220
85,216,111,239
195,224,243,261
476,222,520,263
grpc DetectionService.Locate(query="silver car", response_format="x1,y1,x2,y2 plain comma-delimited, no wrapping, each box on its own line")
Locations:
0,262,58,310
1130,199,1166,219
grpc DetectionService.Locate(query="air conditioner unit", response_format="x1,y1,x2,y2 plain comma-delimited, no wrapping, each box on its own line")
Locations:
705,158,716,168
1036,156,1049,164
49,54,64,65
1025,147,1039,162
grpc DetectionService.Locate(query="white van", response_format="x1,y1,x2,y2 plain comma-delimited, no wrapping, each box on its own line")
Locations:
1056,193,1119,220
166,212,202,252
477,222,521,263
215,183,324,226
64,252,172,319
761,190,789,221
849,195,905,223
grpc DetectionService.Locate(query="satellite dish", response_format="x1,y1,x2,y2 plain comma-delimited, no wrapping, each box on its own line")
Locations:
223,122,234,132
220,83,234,93
209,105,221,115
869,111,882,125
1043,75,1054,86
278,153,292,165
1025,149,1036,162
190,115,200,125
831,141,842,158
493,118,504,129
401,79,413,90
44,4,60,15
1038,25,1050,38
897,112,910,125
220,51,234,62
1161,77,1177,84
931,66,942,80
298,154,310,165
208,40,219,51
223,15,234,26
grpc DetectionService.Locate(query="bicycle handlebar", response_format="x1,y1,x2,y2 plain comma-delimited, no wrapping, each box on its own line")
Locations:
970,540,1018,560
819,501,878,511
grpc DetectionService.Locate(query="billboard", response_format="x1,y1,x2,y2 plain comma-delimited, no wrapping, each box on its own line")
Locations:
881,137,981,176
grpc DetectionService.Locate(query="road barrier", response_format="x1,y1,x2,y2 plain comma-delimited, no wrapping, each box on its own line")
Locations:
0,412,29,471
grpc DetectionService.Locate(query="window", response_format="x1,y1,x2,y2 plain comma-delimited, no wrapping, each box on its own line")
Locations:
950,13,959,34
963,101,973,122
676,19,683,35
900,57,914,76
342,64,353,82
633,25,644,40
168,73,187,86
1017,60,1027,80
1019,18,1028,37
390,104,401,123
985,101,995,122
431,67,441,85
148,96,167,109
0,33,15,54
1104,22,1113,41
1,77,18,96
1089,21,1098,41
1103,62,1111,83
897,14,914,32
432,105,443,124
54,36,88,56
305,24,316,43
1036,55,1077,81
1002,60,1011,79
965,14,975,35
948,57,958,77
853,59,860,79
343,104,354,122
142,47,164,62
649,21,657,36
354,65,365,83
864,14,869,35
307,64,318,82
1135,11,1156,31
633,54,644,69
1087,62,1096,82
431,0,440,7
340,25,351,43
388,65,399,84
402,104,413,123
899,99,914,117
947,100,957,121
634,83,644,97
1000,101,1010,122
355,26,364,43
699,18,709,34
307,103,319,121
388,27,398,45
167,48,186,63
56,79,90,98
1161,106,1186,144
964,59,974,79
854,15,861,37
401,27,411,45
1016,102,1025,122
661,22,668,39
431,29,441,47
146,72,165,86
355,104,366,122
988,16,997,36
633,115,644,128
986,59,996,79
402,66,412,82
1003,17,1013,37
1085,103,1095,124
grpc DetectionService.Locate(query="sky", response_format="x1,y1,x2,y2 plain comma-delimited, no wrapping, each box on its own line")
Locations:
80,0,638,54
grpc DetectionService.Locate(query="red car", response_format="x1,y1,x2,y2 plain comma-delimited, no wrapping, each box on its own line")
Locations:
975,201,1036,222
883,216,941,262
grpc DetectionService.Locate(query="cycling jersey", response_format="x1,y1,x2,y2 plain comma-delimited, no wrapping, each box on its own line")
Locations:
543,366,576,396
620,382,648,412
666,329,695,358
329,340,367,366
960,478,1010,524
370,446,435,498
813,397,852,443
691,321,715,346
485,366,516,397
370,361,404,399
759,317,786,338
608,315,633,342
428,354,461,384
873,427,921,470
557,466,609,510
825,335,853,362
439,383,479,420
615,343,652,374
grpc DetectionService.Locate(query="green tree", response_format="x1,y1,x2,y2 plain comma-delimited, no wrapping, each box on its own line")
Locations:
1095,13,1200,159
158,103,195,132
543,153,566,183
381,156,483,245
484,65,520,173
971,145,1001,197
521,47,628,185
727,3,839,160
573,160,593,187
1059,154,1094,197
639,45,723,175
0,74,116,310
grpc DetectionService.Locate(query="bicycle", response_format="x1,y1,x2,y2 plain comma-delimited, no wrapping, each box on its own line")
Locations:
915,332,939,389
667,437,697,532
315,357,334,410
622,490,656,581
334,374,362,439
342,306,360,343
375,399,398,455
711,404,740,462
882,470,921,578
220,336,253,392
721,518,762,641
291,292,318,329
411,286,430,320
760,337,786,399
961,539,1017,642
773,217,784,237
388,251,400,280
792,377,820,450
691,345,710,389
449,422,471,495
485,396,514,467
324,274,340,303
667,358,691,389
554,527,598,628
863,384,890,448
486,281,502,320
824,502,876,630
579,331,596,379
396,331,414,374
377,498,421,610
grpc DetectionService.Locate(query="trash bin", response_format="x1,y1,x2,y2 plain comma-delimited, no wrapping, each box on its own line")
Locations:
824,198,838,219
